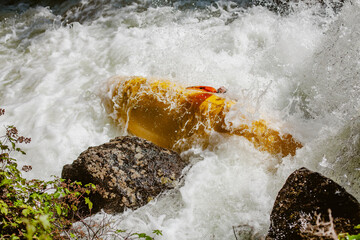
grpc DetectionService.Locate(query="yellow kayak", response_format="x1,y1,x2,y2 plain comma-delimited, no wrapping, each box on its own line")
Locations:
103,76,302,157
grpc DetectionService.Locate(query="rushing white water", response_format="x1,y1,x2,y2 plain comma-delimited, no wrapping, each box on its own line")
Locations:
0,0,359,239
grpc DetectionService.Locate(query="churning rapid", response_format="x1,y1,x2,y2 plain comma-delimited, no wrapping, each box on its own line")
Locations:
0,0,359,239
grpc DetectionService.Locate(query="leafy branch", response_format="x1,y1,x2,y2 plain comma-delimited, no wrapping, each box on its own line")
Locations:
0,108,162,239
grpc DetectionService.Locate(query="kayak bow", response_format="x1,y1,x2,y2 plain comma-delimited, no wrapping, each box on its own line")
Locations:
103,76,302,157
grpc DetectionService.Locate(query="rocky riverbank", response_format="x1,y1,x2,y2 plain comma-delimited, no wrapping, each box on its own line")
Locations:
62,136,360,239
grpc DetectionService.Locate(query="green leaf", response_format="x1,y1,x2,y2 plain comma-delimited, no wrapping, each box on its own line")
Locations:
39,215,50,230
25,219,36,239
56,205,61,216
0,145,9,151
10,222,19,228
1,178,13,187
153,230,163,236
84,197,93,210
9,235,20,240
348,234,360,240
133,233,154,240
74,181,82,186
22,208,31,217
53,192,61,199
1,206,9,215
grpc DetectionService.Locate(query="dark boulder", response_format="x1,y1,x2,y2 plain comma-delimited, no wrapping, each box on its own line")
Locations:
266,167,360,240
62,136,187,215
0,0,71,8
0,0,80,19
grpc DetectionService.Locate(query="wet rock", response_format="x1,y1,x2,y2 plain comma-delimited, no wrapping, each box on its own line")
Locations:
0,0,69,8
253,0,345,15
266,167,360,240
62,136,187,215
233,225,255,240
60,0,137,24
0,0,80,18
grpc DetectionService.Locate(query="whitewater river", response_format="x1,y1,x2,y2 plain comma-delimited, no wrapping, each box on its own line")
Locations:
0,0,359,239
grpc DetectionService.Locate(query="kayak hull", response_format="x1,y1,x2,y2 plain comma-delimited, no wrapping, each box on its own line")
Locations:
104,76,302,157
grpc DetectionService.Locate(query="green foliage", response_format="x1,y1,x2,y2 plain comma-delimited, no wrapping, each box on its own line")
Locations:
0,108,162,239
339,233,360,240
339,225,360,240
0,108,95,239
132,230,163,240
152,229,163,236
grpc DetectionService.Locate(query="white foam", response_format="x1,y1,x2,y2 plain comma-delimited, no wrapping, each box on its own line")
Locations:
0,1,359,238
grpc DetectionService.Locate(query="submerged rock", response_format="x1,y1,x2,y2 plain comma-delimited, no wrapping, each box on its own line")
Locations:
0,0,71,9
0,0,80,19
62,136,186,215
253,0,345,15
266,167,360,240
233,225,255,240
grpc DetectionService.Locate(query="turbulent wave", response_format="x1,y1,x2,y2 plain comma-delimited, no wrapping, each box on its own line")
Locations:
0,0,359,239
